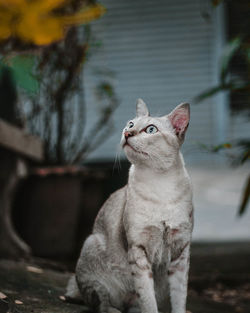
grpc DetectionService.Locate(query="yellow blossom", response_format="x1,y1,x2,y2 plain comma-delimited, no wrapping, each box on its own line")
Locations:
0,0,105,46
223,143,232,149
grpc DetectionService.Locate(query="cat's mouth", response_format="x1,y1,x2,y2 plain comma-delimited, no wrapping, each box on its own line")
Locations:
123,142,148,156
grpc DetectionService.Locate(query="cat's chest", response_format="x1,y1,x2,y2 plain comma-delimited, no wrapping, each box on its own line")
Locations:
124,197,192,252
124,168,193,246
125,219,192,268
125,185,191,228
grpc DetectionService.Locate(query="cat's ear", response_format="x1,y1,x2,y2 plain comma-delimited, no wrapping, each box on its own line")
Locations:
136,98,149,117
168,102,190,140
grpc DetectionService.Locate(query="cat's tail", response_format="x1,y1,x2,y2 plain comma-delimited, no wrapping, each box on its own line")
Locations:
77,278,111,313
66,275,114,313
66,274,111,313
65,274,84,304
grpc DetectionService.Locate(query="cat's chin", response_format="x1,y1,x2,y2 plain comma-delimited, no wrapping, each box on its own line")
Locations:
123,144,149,163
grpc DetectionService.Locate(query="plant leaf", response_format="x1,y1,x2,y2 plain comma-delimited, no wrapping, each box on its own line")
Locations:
238,175,250,216
220,37,242,83
0,0,105,46
0,291,7,299
211,0,223,7
61,4,106,26
8,55,39,94
194,85,228,103
193,80,250,103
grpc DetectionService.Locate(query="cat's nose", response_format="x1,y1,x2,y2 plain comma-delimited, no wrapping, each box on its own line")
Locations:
124,131,135,139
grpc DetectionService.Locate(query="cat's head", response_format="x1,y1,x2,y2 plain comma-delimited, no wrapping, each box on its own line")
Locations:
121,99,190,170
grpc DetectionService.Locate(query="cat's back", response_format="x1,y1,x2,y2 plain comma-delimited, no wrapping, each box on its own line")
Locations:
93,185,127,236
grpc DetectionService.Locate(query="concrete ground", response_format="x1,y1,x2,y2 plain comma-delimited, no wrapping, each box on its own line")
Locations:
188,164,250,241
0,241,250,313
1,163,249,313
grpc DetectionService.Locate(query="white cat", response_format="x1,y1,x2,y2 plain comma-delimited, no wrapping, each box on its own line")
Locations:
66,99,193,313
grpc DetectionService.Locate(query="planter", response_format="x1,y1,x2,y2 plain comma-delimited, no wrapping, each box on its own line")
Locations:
13,166,108,262
0,119,43,259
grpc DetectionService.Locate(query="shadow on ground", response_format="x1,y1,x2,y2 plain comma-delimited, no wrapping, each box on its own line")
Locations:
0,242,250,313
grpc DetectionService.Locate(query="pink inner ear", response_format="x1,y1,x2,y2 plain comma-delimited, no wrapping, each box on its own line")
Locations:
170,110,189,135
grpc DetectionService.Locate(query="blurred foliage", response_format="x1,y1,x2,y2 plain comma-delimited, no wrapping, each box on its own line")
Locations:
72,81,118,164
194,36,250,107
198,140,250,166
0,0,105,94
0,0,118,165
239,176,250,216
19,25,118,165
198,142,232,153
0,65,22,126
0,0,105,47
0,55,39,94
196,0,250,216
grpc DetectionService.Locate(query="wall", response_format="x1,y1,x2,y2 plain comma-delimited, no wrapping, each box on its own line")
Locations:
83,0,250,164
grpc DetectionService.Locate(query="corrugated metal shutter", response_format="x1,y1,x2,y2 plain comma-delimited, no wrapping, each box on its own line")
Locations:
82,0,225,163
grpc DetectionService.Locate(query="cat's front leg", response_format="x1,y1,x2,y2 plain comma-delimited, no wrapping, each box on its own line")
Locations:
168,243,190,313
128,245,158,313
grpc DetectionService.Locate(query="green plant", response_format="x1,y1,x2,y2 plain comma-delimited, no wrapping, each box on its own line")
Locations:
0,0,118,165
195,0,250,215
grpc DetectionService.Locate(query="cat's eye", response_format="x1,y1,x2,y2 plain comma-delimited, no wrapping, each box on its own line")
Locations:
145,125,158,134
128,121,134,128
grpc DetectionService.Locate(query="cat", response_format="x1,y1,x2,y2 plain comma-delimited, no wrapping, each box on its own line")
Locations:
65,99,193,313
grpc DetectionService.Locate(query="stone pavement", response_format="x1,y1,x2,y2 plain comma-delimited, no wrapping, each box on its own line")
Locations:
0,241,250,313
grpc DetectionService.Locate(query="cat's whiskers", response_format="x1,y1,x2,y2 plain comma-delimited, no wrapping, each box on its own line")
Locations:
113,145,122,173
